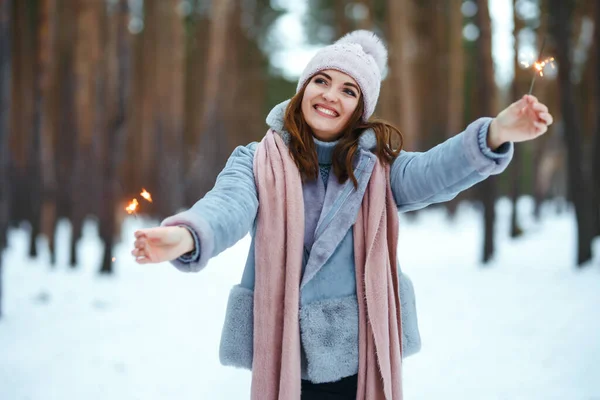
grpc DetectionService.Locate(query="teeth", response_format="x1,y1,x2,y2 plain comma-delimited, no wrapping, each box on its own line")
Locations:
316,106,338,117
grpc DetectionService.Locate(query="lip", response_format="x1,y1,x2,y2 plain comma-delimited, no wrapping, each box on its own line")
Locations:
313,103,339,118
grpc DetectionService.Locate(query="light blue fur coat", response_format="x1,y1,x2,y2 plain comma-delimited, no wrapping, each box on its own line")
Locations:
161,100,513,383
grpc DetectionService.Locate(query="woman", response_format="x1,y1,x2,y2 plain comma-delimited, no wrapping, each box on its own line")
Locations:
131,31,553,400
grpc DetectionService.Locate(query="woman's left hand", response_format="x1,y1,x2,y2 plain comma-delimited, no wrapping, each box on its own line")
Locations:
488,94,553,150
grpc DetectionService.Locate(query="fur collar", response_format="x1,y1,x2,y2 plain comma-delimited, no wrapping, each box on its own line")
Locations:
265,100,377,151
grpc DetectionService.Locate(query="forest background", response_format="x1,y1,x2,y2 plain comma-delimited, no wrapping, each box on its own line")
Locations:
0,0,599,312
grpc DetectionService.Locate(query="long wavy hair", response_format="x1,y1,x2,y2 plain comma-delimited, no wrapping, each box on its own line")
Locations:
283,78,404,188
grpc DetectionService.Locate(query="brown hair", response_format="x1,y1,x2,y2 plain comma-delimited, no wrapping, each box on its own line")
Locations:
283,78,404,188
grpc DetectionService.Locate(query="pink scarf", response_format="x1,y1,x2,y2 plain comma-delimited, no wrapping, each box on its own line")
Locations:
252,130,403,400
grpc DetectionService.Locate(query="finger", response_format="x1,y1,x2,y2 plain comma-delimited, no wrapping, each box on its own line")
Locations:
139,227,169,240
533,121,547,135
538,112,553,125
524,94,539,104
532,102,548,113
136,256,151,264
134,230,146,239
134,238,146,249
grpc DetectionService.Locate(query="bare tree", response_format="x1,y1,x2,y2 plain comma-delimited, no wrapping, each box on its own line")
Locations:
548,0,594,265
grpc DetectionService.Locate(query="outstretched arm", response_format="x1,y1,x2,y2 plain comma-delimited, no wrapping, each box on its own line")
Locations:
392,95,552,213
158,143,259,272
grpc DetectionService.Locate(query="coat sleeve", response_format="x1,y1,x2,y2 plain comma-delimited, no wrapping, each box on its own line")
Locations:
391,117,513,213
160,143,259,272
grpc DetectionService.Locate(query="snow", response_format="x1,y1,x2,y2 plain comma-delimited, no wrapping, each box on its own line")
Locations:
1,197,599,399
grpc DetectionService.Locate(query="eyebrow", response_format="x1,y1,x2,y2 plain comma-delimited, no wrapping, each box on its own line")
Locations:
315,72,361,94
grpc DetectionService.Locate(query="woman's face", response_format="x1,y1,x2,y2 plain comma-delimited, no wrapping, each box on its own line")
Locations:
300,69,361,142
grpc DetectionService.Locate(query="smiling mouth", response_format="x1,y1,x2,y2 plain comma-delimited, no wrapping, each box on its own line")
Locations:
314,105,339,118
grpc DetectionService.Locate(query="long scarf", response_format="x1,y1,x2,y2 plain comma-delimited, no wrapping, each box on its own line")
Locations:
252,130,403,399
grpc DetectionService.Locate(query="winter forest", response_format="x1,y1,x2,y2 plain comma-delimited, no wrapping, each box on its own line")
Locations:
1,0,599,399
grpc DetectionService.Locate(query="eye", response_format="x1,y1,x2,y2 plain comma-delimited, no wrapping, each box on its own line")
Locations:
343,88,357,97
314,77,327,85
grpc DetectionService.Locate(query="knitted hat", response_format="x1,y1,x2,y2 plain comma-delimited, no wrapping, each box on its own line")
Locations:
296,30,388,121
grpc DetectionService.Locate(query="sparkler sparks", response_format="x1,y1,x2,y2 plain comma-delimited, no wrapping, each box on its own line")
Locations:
140,188,153,203
520,57,555,77
124,188,153,220
125,198,139,217
523,36,555,95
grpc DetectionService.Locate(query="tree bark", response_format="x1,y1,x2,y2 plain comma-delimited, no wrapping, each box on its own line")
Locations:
69,0,103,267
187,0,234,197
99,0,129,274
0,0,12,252
183,6,209,204
155,0,185,217
445,0,464,217
509,0,523,237
0,0,13,319
474,0,497,264
39,0,59,265
9,0,38,235
386,0,419,150
592,0,600,238
548,0,594,266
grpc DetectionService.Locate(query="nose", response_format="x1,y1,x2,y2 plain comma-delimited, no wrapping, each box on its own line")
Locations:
322,88,338,103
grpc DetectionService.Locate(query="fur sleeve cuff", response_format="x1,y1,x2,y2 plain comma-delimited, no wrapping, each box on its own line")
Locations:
160,210,215,273
463,117,514,176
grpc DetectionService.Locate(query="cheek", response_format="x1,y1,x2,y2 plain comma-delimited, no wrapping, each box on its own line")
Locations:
340,99,360,123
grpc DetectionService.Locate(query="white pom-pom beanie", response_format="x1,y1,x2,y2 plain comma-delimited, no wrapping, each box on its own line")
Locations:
296,30,388,121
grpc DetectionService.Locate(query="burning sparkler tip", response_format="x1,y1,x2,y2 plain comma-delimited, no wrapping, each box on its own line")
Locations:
140,188,153,203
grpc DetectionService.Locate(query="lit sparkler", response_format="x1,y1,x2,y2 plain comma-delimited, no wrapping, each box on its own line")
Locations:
125,198,139,218
523,37,555,95
140,188,153,203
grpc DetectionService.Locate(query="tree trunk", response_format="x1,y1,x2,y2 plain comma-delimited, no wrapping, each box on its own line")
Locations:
0,0,12,252
183,7,209,205
27,0,55,259
445,0,464,217
0,0,13,319
474,0,497,264
138,0,158,197
54,0,77,241
9,0,38,237
509,0,523,237
187,0,234,196
99,0,129,275
39,0,59,265
155,0,185,217
548,0,594,266
592,0,600,238
70,0,103,267
385,0,419,150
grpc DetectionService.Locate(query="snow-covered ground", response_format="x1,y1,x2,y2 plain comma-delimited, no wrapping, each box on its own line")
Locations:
1,197,599,400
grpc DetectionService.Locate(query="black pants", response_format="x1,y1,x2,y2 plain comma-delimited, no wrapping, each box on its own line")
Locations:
301,374,358,400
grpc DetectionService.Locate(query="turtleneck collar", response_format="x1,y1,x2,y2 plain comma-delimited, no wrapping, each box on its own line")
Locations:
313,138,337,165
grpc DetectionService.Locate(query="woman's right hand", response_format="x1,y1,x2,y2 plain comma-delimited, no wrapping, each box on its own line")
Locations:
132,226,195,264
